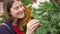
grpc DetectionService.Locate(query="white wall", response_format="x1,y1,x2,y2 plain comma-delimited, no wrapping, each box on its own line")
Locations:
32,0,50,9
37,0,50,3
0,2,3,14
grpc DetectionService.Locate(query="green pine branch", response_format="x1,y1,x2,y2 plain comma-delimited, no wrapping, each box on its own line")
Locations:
30,1,60,34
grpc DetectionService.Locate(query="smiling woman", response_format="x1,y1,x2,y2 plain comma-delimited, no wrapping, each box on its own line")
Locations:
0,0,40,34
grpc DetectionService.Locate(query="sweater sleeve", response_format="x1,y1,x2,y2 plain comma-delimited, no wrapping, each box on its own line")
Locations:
0,25,10,34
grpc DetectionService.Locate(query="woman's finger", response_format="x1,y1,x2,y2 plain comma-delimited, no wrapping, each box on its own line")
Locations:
29,22,39,31
27,19,39,28
28,19,39,25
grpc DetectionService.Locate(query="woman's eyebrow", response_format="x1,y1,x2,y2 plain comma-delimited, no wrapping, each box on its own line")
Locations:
13,4,19,8
14,6,19,9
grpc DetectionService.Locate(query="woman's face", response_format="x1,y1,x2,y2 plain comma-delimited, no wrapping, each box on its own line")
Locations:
10,1,24,19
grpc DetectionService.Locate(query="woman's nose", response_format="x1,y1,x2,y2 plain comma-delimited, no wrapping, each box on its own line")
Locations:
18,7,24,12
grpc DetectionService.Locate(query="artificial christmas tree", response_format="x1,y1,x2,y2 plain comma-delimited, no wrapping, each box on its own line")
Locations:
30,1,60,34
21,0,32,6
20,0,60,34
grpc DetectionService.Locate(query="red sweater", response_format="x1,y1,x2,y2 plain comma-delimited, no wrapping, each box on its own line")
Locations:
12,25,23,34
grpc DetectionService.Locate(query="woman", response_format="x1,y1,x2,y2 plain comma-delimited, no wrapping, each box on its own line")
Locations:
0,0,39,34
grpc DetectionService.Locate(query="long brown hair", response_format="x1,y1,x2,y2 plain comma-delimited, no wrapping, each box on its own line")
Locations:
3,0,24,31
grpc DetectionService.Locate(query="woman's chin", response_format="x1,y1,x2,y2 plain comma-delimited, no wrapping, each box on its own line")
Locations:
18,16,24,19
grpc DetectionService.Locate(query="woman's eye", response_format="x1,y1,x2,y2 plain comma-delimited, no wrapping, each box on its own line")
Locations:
14,7,19,10
20,5,23,7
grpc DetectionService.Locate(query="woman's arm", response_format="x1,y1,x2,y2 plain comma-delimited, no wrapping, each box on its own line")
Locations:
26,19,39,34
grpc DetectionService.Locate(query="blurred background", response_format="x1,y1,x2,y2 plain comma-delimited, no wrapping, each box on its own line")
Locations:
0,0,4,23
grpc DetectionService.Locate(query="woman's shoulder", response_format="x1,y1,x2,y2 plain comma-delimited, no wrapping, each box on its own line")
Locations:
0,24,10,34
0,23,10,31
0,23,7,29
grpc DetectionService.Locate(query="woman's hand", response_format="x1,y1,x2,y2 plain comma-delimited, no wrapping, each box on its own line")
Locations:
26,19,40,34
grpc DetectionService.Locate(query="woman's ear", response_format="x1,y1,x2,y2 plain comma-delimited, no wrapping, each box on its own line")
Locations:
9,8,12,16
9,12,11,16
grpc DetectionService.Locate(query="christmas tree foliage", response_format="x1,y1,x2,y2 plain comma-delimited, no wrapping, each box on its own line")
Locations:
21,0,32,6
31,1,60,34
0,13,4,23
